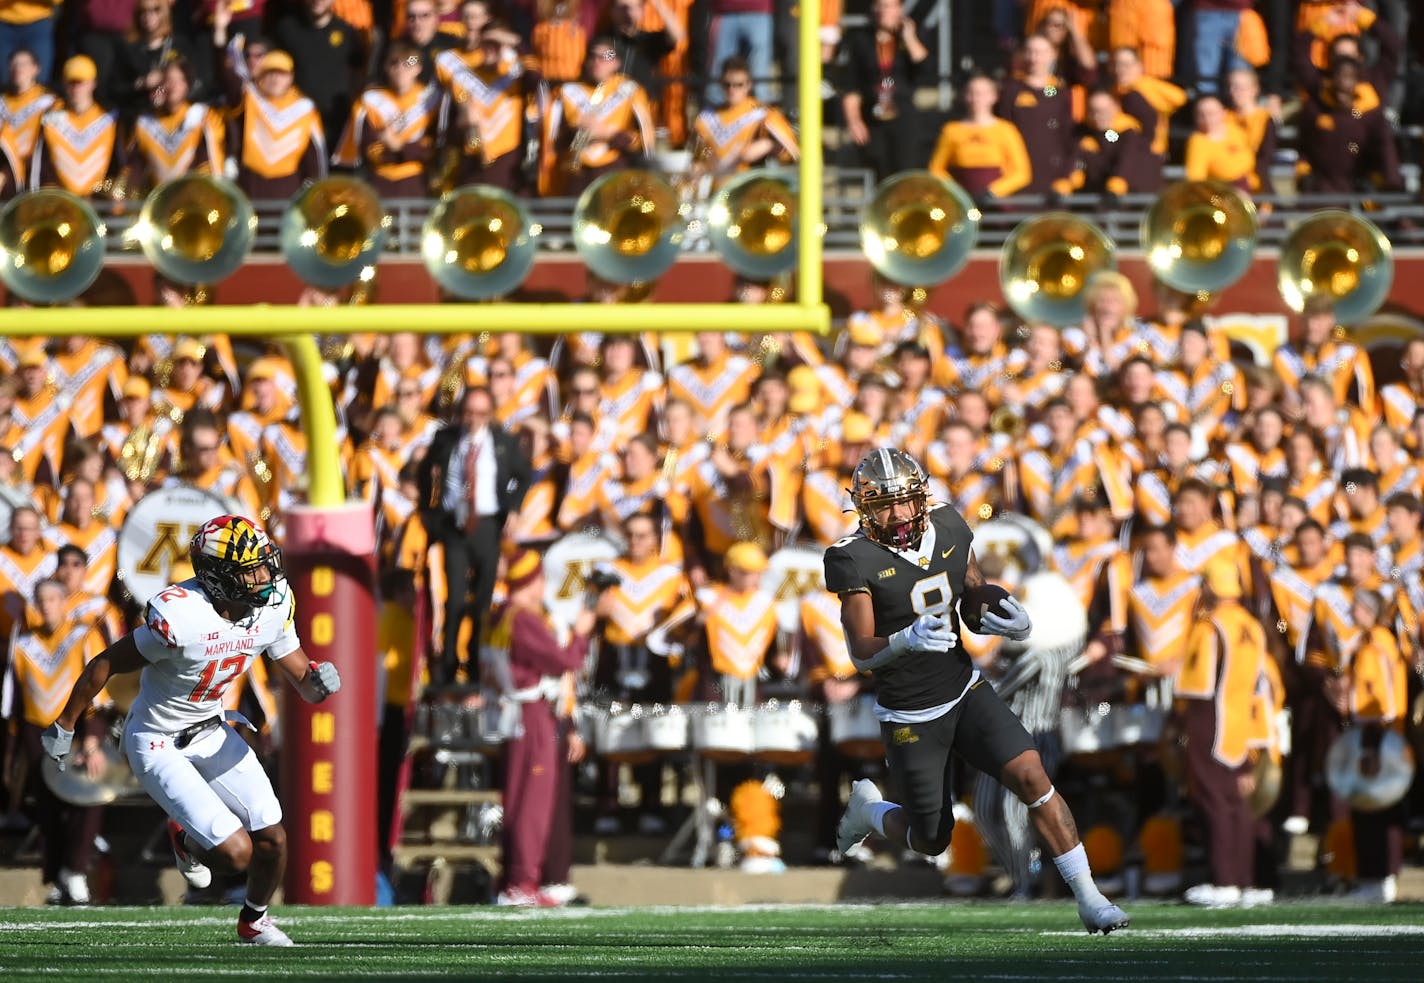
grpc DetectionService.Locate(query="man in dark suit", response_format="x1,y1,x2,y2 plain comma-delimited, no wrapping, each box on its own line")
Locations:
417,385,532,689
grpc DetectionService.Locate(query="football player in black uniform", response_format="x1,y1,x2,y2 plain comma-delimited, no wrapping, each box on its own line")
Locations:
826,448,1130,934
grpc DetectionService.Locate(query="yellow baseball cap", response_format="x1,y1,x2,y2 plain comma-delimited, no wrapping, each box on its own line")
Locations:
1204,559,1242,600
840,411,873,445
63,56,97,83
846,319,883,348
172,338,206,363
122,377,151,400
16,347,47,368
257,50,295,76
725,541,769,573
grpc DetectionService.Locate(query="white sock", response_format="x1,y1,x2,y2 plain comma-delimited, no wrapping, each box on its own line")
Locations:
243,900,269,917
1053,844,1106,904
868,802,897,837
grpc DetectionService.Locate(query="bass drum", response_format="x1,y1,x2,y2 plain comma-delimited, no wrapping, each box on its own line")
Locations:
116,484,231,606
541,531,624,628
765,543,826,633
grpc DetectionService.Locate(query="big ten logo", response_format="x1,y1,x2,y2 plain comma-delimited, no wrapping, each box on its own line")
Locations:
773,566,823,602
138,522,206,576
556,559,596,600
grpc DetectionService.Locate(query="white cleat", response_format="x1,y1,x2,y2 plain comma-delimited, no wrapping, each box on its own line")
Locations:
238,913,295,946
1183,883,1242,908
167,820,212,890
836,779,883,855
1240,888,1275,908
59,869,90,906
1078,898,1131,935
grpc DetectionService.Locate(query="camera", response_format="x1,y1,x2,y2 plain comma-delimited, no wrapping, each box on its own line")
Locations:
586,566,622,592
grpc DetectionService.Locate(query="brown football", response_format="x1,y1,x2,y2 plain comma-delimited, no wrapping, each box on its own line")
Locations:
959,584,1014,634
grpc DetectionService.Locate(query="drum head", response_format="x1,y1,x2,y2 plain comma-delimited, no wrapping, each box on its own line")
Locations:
766,544,827,633
116,485,231,606
542,532,624,627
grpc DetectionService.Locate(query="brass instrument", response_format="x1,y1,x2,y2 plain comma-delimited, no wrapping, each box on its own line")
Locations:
0,189,107,303
1141,180,1257,297
573,168,687,285
1326,725,1416,812
118,421,169,483
1277,209,1394,326
421,184,540,300
707,168,797,280
42,741,144,807
280,176,389,290
998,212,1115,327
566,127,593,172
130,174,256,286
861,170,979,287
989,405,1026,440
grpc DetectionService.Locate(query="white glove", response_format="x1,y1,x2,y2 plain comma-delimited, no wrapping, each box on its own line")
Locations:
309,660,342,701
980,595,1033,641
41,722,74,771
890,613,958,654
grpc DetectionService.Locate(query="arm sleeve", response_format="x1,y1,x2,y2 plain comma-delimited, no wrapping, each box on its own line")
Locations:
1183,133,1209,182
926,124,954,179
988,121,1032,197
824,545,869,595
510,609,587,674
264,593,301,660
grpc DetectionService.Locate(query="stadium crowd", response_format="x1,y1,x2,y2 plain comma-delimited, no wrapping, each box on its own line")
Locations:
0,0,1417,204
1,0,1423,910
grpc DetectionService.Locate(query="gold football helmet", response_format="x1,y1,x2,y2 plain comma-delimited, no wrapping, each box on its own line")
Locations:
849,449,931,550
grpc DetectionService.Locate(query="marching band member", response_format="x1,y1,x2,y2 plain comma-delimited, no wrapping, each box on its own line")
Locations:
688,55,798,191
50,336,127,444
156,338,229,418
925,420,1007,527
801,411,870,547
1017,399,1130,539
1272,295,1375,417
1223,405,1288,499
485,546,603,907
657,398,711,494
228,49,326,200
507,416,560,546
167,410,264,520
433,24,530,191
1157,321,1246,448
227,363,288,471
334,39,441,198
369,332,443,413
1171,478,1240,576
594,433,688,558
0,49,57,191
1331,468,1389,546
1379,339,1423,434
1176,560,1271,907
8,347,69,484
101,377,174,483
665,332,759,438
547,38,654,195
937,303,1012,404
29,56,122,197
1328,589,1408,903
554,410,618,532
1377,493,1422,584
683,403,776,584
1283,428,1337,526
1,580,108,906
124,57,227,194
0,506,57,644
1265,518,1335,659
599,334,664,445
52,479,118,597
1298,375,1371,473
52,544,123,644
1368,426,1420,502
593,512,693,834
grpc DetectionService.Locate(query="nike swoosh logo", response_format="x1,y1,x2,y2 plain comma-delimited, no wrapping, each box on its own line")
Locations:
941,547,955,559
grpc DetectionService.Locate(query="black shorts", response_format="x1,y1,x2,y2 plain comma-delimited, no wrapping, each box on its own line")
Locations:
879,678,1037,847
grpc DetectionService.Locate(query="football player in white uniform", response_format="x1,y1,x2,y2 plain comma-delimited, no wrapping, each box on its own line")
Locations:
41,515,342,947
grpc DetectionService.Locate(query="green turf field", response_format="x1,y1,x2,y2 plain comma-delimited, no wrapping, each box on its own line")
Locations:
1,902,1421,982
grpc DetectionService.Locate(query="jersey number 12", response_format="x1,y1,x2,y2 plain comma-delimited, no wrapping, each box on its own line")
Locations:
188,656,247,703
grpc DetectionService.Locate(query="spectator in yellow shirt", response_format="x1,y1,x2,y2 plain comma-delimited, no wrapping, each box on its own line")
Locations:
1184,93,1258,193
927,74,1031,203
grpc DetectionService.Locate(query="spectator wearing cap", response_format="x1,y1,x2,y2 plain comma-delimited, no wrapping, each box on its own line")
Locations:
1,49,57,193
1295,55,1403,195
155,336,229,417
8,346,67,484
272,0,366,146
997,33,1074,195
1272,295,1376,417
927,73,1031,204
486,546,605,907
227,47,327,200
1051,87,1160,202
29,55,122,196
122,55,227,193
333,38,440,198
0,0,57,84
110,0,212,118
1184,95,1258,194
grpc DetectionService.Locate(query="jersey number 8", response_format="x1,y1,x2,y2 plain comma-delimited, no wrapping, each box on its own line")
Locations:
910,572,953,619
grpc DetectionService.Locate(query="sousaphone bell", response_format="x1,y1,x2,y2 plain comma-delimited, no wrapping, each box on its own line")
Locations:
1141,180,1257,297
861,170,979,287
1277,209,1394,326
573,168,687,285
0,189,107,303
1326,725,1416,812
130,174,257,286
999,213,1115,327
421,184,540,300
707,167,796,281
280,175,390,289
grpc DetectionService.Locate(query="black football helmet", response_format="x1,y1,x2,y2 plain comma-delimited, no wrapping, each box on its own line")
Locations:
849,448,931,550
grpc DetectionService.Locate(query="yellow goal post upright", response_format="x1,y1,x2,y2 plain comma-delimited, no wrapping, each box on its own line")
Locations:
0,4,827,906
